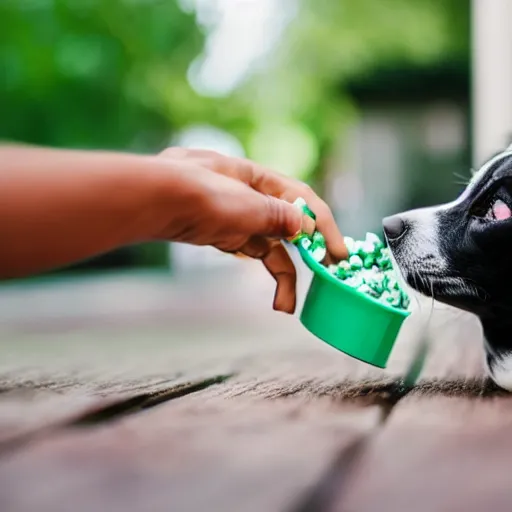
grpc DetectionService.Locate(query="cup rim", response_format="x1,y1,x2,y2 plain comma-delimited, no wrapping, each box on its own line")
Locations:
296,238,410,319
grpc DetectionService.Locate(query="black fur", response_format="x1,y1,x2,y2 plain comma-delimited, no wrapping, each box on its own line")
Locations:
383,151,512,388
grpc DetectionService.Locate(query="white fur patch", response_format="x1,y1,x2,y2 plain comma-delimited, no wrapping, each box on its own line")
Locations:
487,353,512,391
395,205,448,274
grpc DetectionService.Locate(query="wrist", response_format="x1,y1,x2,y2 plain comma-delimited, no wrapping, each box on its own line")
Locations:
81,151,175,245
113,153,172,244
132,154,204,242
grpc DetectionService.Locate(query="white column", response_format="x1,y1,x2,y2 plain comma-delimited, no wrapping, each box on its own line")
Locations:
472,0,512,166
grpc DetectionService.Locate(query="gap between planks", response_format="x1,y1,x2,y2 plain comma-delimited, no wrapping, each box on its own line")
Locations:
0,372,411,459
325,388,512,512
292,376,503,512
0,375,496,512
0,374,233,457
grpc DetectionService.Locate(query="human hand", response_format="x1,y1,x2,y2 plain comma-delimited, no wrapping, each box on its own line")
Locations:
156,148,347,314
161,147,348,260
0,143,345,313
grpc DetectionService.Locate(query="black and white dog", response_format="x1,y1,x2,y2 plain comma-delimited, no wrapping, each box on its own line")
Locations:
383,145,512,391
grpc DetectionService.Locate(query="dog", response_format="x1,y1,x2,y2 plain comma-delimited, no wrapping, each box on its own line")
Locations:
383,144,512,390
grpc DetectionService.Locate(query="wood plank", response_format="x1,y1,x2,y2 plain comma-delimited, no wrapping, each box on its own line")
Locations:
0,395,380,512
0,375,237,450
0,264,491,512
0,312,487,512
329,391,512,512
0,314,379,443
0,267,309,443
0,265,399,442
0,269,485,456
0,263,385,510
0,267,486,400
323,312,498,512
0,389,106,446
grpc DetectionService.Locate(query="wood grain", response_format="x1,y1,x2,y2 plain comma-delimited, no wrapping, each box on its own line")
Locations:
0,318,488,512
0,267,401,443
329,392,512,512
0,389,108,445
0,268,487,399
322,313,498,512
0,396,380,512
0,268,496,512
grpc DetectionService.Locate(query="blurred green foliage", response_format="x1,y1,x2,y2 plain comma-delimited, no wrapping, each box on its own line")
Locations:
1,0,225,151
0,0,469,161
0,0,469,271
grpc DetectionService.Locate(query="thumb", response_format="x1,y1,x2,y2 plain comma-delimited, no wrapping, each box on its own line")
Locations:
253,195,307,239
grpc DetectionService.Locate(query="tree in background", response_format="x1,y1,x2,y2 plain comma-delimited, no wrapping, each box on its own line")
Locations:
1,0,202,151
0,0,239,270
0,0,469,271
1,0,469,165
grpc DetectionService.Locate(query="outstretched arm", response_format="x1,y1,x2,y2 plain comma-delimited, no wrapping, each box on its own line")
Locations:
0,144,169,278
0,144,346,313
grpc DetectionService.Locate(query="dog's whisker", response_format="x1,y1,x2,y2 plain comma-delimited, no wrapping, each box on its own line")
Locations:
458,275,490,302
412,272,419,291
452,171,471,186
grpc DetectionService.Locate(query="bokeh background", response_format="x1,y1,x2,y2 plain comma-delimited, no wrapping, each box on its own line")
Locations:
0,0,473,274
0,0,510,362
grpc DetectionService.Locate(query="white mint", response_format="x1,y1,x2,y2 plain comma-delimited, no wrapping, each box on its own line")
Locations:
349,255,363,266
365,232,381,245
344,236,355,253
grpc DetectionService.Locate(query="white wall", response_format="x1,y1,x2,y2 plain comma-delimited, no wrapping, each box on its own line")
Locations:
472,0,512,166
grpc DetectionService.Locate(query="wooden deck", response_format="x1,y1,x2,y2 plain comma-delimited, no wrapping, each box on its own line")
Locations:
0,264,508,512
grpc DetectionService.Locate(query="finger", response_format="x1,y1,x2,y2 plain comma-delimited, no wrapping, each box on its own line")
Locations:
183,151,346,260
159,147,190,159
235,236,272,259
232,159,348,261
249,195,303,240
276,186,347,261
282,214,316,244
262,241,297,314
228,236,297,313
300,195,348,261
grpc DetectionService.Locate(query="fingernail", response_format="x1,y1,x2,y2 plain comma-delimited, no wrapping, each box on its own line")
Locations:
301,215,316,236
286,229,302,243
285,215,316,243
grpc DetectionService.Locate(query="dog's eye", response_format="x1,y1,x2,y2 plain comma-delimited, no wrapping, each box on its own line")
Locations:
485,199,512,221
472,178,512,220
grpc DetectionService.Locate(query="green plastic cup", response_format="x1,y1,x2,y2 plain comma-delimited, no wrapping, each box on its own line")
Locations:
296,238,410,368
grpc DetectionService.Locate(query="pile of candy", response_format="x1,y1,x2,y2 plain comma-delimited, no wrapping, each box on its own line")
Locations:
329,233,410,310
293,199,410,311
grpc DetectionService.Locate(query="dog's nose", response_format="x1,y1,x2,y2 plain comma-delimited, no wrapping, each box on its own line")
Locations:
383,215,406,240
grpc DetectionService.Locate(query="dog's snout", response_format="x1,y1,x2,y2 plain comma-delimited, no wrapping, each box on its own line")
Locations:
383,215,406,241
